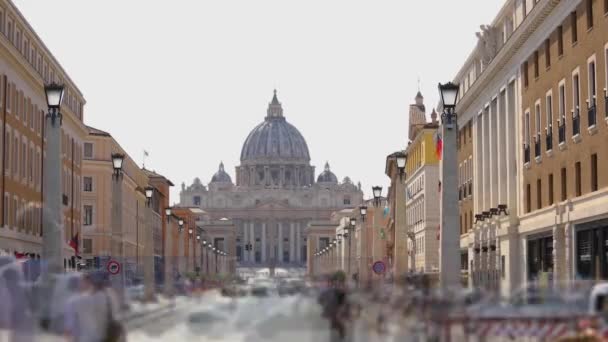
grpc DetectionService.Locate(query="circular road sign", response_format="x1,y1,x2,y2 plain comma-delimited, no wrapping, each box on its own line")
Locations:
107,260,120,275
372,261,386,275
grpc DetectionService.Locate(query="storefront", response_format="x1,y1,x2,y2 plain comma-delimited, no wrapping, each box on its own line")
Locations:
576,219,608,280
527,233,553,282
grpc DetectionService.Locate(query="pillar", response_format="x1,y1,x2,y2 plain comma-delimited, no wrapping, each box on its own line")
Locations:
296,222,301,264
250,222,255,263
262,222,267,263
278,222,283,264
439,113,461,289
552,224,564,284
243,221,249,263
290,222,295,262
564,223,573,282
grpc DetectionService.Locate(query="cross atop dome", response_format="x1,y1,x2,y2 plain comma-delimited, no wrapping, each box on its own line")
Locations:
267,89,284,118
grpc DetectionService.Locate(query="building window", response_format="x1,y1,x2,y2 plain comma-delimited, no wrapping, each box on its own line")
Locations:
561,167,567,201
591,154,598,192
523,61,529,87
526,184,531,213
343,196,351,205
83,205,93,226
534,51,539,78
82,239,92,254
83,177,93,192
575,162,582,197
545,39,551,68
557,26,564,56
586,0,594,29
83,143,93,159
193,196,201,206
571,11,578,44
588,59,597,106
536,178,542,210
548,173,554,205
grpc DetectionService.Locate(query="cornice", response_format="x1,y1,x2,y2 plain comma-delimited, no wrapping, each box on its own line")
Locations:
455,0,564,123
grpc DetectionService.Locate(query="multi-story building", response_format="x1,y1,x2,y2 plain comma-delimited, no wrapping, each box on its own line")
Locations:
453,0,608,294
0,0,87,271
80,126,151,278
404,95,440,273
453,0,534,294
519,0,608,284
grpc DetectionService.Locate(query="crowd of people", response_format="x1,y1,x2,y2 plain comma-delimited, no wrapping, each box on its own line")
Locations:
0,255,125,342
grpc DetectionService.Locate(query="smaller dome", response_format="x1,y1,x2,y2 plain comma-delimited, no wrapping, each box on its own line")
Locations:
317,162,338,183
211,162,233,184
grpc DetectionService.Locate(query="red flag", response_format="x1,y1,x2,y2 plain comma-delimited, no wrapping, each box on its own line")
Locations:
69,233,79,256
14,252,26,259
434,131,443,160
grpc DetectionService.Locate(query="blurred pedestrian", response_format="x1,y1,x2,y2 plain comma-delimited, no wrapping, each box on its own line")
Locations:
0,260,35,342
49,273,83,334
318,271,352,341
64,271,125,342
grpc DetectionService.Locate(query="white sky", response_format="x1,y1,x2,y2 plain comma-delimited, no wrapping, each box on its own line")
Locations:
15,0,504,202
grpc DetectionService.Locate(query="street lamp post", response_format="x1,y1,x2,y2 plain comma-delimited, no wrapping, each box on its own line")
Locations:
39,82,65,321
144,186,155,300
164,207,174,296
177,218,184,275
203,240,209,275
395,151,407,180
438,81,461,290
189,228,194,273
372,186,382,207
348,217,356,280
42,82,65,277
213,247,218,274
110,152,126,306
196,235,201,276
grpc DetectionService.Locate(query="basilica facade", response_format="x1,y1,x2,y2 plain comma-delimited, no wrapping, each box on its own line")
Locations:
179,91,363,269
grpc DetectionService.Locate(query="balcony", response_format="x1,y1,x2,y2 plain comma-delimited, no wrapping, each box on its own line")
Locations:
524,144,530,166
558,122,566,145
588,99,597,135
468,182,472,197
459,186,463,201
545,127,553,152
534,135,541,159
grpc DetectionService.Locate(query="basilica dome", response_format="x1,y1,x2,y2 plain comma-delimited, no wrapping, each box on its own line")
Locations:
240,90,311,164
211,162,232,183
317,162,338,183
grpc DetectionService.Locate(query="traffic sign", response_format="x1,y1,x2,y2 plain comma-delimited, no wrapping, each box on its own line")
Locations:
372,261,386,275
107,260,121,275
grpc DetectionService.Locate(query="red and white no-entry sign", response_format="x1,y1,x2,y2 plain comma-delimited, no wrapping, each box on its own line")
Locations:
107,260,120,275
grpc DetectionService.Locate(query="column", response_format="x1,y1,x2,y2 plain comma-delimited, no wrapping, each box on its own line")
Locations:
296,222,301,264
278,222,283,264
290,222,295,262
506,80,517,212
490,98,499,207
250,222,255,263
552,224,564,283
498,89,507,205
280,166,285,187
243,221,249,263
483,106,490,210
440,113,461,288
262,222,267,263
564,223,572,282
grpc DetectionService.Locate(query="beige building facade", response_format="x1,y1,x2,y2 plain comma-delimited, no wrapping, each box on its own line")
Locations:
0,0,87,272
452,0,608,294
519,0,608,284
80,126,153,279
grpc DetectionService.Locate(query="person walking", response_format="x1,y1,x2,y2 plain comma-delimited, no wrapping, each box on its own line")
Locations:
0,261,35,342
64,271,124,342
318,271,352,342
